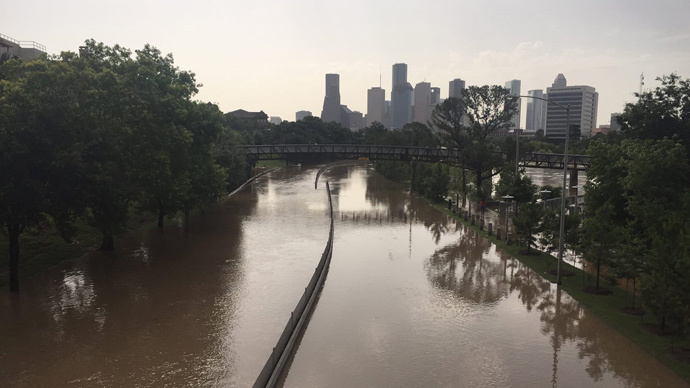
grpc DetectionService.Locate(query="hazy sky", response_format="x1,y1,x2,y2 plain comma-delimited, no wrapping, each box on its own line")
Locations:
4,0,690,127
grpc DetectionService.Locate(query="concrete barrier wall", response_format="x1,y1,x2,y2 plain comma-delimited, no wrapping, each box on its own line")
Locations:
228,167,280,197
253,181,335,388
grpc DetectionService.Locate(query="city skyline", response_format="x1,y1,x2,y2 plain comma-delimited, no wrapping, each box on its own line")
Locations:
3,1,689,127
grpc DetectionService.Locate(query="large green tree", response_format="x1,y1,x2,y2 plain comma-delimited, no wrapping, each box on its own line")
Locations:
431,86,517,198
0,57,92,291
123,45,199,227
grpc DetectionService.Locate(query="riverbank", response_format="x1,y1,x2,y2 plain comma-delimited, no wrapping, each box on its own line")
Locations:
430,201,690,383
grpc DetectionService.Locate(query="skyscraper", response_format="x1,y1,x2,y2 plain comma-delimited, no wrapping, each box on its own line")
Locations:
544,74,599,140
366,87,386,126
526,89,546,132
430,87,441,105
413,81,431,123
391,63,412,129
321,74,341,124
449,78,465,99
505,79,521,129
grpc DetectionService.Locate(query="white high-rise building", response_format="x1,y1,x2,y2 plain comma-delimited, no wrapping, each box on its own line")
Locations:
505,79,521,130
526,90,546,132
544,74,599,140
413,82,431,124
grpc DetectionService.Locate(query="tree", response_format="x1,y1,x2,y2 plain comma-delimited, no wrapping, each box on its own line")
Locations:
179,101,229,225
0,57,92,291
75,40,138,250
494,168,537,215
123,45,199,227
618,73,690,147
431,85,518,198
580,205,621,291
513,201,544,253
620,138,690,330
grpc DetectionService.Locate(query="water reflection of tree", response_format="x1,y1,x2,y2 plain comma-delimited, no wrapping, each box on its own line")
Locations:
425,227,508,304
425,228,673,387
364,170,409,213
509,261,551,312
527,281,647,386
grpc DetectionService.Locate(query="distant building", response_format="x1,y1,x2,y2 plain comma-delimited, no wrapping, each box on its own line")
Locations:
349,110,365,131
449,78,465,99
340,105,352,129
610,113,621,130
526,89,546,132
430,87,441,105
413,81,431,124
592,125,611,136
391,63,412,129
295,110,312,121
321,74,342,125
505,79,521,130
225,109,269,129
544,74,599,140
269,116,282,125
366,87,386,126
0,33,46,60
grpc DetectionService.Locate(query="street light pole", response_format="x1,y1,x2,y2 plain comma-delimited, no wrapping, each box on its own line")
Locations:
515,127,519,177
507,95,571,285
502,195,513,242
556,105,571,285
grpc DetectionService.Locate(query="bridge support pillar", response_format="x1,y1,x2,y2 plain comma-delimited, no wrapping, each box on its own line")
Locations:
569,168,579,196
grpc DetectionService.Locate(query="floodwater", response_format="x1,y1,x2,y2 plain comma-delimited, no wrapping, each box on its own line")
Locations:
0,165,686,387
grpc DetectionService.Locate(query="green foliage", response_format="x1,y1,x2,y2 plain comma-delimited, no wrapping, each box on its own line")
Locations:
494,169,537,210
411,162,450,203
585,101,690,328
512,201,544,253
431,85,517,198
0,40,250,290
619,73,690,146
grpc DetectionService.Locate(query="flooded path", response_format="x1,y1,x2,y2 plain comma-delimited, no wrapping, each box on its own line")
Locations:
0,165,685,387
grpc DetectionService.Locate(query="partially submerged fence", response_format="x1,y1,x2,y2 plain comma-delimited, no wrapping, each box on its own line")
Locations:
253,181,335,388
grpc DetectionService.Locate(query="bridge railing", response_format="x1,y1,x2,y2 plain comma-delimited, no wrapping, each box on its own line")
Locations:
242,144,590,170
253,181,335,388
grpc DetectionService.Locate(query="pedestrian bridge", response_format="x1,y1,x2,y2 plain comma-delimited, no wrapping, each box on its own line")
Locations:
242,144,590,170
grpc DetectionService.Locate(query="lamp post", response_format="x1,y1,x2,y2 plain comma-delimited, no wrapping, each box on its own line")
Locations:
466,182,474,220
502,195,513,242
507,95,570,285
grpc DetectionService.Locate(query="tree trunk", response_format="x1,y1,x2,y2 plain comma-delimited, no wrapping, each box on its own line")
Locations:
632,277,636,309
99,229,115,251
8,222,21,292
596,260,601,290
157,199,165,228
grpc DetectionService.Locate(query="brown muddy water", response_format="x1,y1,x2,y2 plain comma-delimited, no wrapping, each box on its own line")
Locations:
0,165,686,387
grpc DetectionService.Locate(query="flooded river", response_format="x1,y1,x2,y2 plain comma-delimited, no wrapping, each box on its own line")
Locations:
0,164,685,387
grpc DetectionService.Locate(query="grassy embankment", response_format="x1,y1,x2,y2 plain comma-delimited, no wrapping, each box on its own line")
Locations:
0,161,280,289
429,201,690,383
